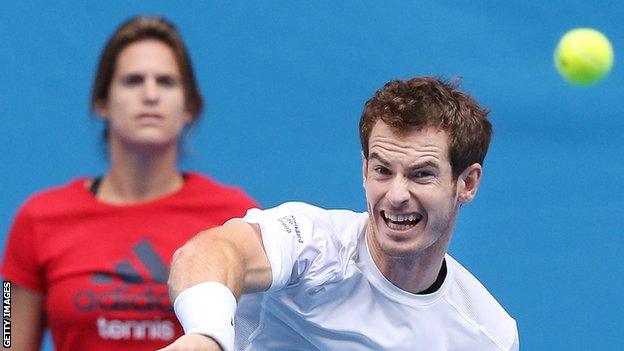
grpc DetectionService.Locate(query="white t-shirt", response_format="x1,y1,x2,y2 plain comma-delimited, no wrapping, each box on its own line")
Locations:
234,202,519,351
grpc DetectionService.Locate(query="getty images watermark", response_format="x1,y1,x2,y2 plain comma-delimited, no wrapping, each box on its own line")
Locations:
2,281,10,348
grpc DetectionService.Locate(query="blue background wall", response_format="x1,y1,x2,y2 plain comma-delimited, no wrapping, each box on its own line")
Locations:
1,2,623,350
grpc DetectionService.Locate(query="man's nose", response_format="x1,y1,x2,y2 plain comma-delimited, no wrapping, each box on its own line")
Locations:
386,177,410,208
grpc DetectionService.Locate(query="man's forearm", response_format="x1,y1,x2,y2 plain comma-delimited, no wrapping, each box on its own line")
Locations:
164,221,272,351
168,226,246,301
168,220,272,301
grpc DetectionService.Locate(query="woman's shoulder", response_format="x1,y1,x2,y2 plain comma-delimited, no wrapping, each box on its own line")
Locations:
185,173,254,196
18,177,91,214
183,172,258,207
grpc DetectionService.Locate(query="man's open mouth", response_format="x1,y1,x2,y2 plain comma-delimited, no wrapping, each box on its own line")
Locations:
381,210,423,231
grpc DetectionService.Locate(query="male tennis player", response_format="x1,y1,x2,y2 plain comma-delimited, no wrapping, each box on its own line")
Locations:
159,77,519,351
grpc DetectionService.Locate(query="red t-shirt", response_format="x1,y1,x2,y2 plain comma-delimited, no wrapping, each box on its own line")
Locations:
1,173,258,350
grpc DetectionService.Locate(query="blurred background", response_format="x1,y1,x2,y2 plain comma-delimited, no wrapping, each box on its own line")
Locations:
1,1,622,350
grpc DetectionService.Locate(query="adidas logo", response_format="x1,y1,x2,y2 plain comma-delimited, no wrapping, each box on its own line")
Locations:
92,239,168,285
73,239,171,313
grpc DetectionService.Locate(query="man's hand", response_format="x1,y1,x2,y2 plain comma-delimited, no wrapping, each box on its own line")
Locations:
156,334,223,351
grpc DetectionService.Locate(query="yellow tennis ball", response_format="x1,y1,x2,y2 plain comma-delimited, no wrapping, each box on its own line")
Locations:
554,28,614,85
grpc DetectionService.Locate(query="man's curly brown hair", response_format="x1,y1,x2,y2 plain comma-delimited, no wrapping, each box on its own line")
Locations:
359,77,492,178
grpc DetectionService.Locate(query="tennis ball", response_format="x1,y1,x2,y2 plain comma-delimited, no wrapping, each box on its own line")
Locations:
554,28,614,85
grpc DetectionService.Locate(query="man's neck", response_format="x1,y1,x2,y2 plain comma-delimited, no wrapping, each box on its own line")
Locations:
366,224,450,294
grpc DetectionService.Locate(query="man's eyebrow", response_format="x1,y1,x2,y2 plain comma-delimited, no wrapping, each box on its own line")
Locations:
369,152,389,165
409,160,440,169
370,152,440,169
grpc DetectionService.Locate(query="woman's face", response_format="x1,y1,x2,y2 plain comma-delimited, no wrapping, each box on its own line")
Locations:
98,39,191,152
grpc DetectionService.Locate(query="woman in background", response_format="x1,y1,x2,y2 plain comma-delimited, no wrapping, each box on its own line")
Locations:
1,16,257,351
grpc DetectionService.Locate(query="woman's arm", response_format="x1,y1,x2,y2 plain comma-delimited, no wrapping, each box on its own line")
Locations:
11,285,45,351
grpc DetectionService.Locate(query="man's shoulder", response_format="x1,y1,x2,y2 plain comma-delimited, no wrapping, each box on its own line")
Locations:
256,202,365,222
244,201,368,262
263,201,368,239
243,202,367,292
445,255,518,350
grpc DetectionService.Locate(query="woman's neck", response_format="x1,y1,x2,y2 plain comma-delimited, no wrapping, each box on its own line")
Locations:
97,140,185,204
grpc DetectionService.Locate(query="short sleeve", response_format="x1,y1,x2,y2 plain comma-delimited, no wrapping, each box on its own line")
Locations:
509,325,519,351
241,202,351,291
1,204,44,291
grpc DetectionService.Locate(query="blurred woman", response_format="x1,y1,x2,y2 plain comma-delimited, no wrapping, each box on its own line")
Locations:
1,16,257,351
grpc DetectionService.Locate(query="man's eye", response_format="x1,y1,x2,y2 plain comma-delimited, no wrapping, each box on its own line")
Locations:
121,75,143,86
157,76,178,87
374,166,391,175
412,171,433,178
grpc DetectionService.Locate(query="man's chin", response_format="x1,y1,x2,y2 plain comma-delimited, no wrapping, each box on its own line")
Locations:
376,218,423,241
375,227,440,258
378,242,425,260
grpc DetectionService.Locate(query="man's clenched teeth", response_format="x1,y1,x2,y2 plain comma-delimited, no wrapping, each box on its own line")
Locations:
381,211,423,230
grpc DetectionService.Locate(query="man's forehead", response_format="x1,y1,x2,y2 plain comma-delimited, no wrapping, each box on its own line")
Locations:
368,121,449,157
370,120,447,138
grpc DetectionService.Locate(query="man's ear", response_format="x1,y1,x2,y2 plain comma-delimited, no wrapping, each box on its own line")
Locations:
457,163,482,204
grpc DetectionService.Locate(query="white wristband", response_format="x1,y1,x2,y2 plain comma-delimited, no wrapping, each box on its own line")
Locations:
173,281,237,351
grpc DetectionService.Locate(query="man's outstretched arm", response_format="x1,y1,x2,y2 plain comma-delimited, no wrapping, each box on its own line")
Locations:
159,219,272,351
